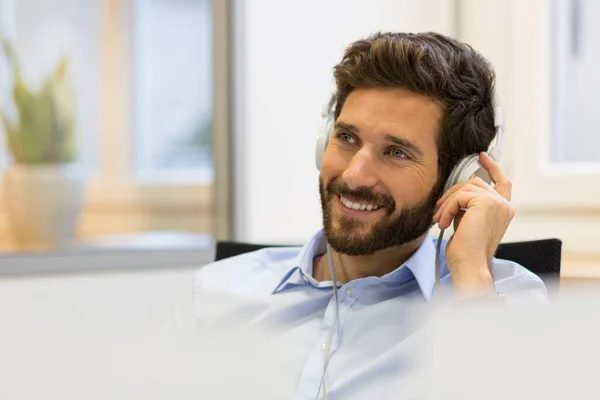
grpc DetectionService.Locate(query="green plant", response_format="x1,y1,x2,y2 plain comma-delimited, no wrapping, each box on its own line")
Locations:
0,39,76,164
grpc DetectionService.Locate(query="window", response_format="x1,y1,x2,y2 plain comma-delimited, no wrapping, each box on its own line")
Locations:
131,0,213,182
552,0,600,164
457,0,600,259
0,0,231,249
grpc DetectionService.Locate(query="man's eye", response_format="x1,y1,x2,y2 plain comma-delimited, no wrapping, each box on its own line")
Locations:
336,132,355,143
389,148,408,159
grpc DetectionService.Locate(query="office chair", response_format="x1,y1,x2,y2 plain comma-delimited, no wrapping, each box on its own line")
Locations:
215,238,562,294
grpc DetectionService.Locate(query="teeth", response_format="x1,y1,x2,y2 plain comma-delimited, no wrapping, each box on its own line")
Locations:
340,196,381,211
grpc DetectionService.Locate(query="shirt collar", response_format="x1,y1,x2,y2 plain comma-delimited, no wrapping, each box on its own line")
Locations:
272,229,445,301
271,230,327,294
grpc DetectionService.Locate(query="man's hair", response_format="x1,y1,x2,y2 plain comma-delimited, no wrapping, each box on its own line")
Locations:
332,32,497,184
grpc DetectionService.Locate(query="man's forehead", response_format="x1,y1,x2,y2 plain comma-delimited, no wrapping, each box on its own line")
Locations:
338,88,442,145
340,87,441,117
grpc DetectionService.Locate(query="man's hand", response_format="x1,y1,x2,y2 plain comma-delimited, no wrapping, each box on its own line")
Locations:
432,152,516,300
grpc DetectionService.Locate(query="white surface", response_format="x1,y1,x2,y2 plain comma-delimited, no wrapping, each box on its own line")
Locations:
232,0,456,244
2,268,600,398
0,267,202,398
0,267,197,329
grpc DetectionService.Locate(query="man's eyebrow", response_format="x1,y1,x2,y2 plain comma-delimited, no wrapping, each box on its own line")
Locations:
383,134,424,158
334,121,359,133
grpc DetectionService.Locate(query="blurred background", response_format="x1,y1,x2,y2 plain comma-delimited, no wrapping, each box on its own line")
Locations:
0,0,598,273
0,0,598,272
0,0,599,395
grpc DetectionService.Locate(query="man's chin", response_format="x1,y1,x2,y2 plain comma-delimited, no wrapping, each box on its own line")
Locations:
331,222,373,239
324,229,378,256
333,211,379,228
325,237,379,256
328,228,368,242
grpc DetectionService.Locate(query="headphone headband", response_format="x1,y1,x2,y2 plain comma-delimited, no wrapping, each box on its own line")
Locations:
488,90,504,161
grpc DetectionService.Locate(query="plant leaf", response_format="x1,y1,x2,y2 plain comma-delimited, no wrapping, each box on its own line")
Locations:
0,37,19,70
3,43,77,163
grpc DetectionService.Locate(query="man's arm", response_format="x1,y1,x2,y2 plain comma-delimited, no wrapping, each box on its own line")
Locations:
433,152,518,301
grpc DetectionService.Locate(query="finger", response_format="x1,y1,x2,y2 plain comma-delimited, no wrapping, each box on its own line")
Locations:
436,175,495,208
479,152,512,200
434,184,481,223
435,177,493,212
452,210,465,231
436,180,470,207
437,190,488,230
464,176,497,194
434,185,489,227
437,192,478,230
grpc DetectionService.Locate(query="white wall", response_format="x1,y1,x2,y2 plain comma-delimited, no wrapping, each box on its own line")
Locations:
233,0,456,244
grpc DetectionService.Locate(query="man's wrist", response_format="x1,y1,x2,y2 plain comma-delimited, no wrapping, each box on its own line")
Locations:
455,291,506,306
449,262,496,301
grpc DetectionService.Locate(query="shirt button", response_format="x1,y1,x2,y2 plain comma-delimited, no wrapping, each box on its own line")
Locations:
346,287,354,297
302,275,308,283
321,342,329,351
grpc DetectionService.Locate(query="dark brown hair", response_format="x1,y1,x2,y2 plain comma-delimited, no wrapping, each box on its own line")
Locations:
332,32,497,184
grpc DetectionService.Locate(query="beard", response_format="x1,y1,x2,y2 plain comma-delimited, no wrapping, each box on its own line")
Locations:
319,177,443,256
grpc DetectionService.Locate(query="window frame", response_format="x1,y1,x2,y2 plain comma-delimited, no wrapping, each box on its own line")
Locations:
0,0,232,240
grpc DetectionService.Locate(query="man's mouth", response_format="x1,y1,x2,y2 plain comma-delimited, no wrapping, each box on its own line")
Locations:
339,195,384,211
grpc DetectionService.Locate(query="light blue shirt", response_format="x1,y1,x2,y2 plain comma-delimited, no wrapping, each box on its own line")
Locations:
194,230,546,399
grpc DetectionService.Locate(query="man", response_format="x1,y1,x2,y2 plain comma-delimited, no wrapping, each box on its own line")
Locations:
194,32,546,399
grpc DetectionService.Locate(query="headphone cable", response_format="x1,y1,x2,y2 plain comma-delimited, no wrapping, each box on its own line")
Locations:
320,243,339,400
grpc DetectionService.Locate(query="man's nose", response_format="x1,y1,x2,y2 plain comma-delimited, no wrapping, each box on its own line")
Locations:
341,148,378,190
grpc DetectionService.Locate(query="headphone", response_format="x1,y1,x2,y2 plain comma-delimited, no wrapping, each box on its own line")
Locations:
314,91,505,194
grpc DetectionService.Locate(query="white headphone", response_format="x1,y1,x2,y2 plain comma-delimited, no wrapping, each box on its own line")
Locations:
314,91,505,193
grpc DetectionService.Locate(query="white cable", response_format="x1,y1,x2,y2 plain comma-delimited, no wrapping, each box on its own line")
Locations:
321,230,444,398
435,229,446,299
321,243,339,400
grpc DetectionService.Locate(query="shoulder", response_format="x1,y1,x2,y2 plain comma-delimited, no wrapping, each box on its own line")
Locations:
490,257,548,299
194,246,302,294
434,237,548,300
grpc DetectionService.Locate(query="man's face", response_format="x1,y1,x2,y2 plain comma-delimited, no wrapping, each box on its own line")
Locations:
319,87,444,256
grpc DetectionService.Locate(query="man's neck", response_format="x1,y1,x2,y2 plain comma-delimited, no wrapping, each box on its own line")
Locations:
312,234,427,283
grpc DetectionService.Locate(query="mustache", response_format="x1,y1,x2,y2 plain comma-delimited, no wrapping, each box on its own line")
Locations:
327,179,394,208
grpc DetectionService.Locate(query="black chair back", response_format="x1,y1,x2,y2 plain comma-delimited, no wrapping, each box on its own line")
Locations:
215,238,562,294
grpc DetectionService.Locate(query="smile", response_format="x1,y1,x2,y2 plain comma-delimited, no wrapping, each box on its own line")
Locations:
339,196,384,211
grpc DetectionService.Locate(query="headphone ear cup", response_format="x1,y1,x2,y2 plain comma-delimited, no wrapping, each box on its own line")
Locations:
315,132,328,170
315,111,335,171
442,154,491,194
